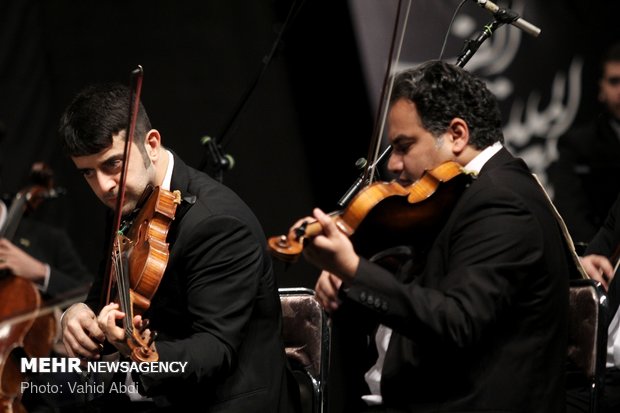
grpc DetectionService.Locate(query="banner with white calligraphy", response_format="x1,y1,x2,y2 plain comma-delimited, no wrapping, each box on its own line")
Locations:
348,0,620,189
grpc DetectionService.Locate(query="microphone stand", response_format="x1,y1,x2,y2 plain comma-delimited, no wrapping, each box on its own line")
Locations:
455,19,503,68
198,0,306,182
200,136,234,184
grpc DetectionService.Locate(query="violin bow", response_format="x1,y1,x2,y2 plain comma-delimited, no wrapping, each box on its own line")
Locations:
101,66,144,309
364,0,411,185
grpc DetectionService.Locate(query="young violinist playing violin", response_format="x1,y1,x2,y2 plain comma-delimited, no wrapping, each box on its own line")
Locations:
302,61,577,412
57,83,299,412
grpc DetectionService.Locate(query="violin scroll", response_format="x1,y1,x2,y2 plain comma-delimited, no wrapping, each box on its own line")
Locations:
128,329,158,363
268,220,326,263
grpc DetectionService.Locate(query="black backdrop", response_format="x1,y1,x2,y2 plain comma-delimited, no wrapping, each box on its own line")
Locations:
0,0,372,288
1,0,620,298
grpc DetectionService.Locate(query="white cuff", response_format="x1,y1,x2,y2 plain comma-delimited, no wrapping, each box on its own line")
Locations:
36,264,51,293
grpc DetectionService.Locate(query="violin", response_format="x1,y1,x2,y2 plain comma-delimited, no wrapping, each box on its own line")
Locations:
0,163,59,413
101,66,181,363
268,161,473,263
107,185,180,362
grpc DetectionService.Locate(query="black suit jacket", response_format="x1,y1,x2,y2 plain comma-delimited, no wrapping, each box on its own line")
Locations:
86,154,297,412
586,193,620,258
14,218,92,299
341,148,573,412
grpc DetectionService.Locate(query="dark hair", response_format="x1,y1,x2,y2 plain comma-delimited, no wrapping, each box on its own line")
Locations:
390,60,503,149
58,83,152,158
600,42,620,76
603,42,620,63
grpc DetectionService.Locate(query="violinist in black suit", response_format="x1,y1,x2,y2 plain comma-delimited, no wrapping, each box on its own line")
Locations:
304,61,575,412
58,83,298,412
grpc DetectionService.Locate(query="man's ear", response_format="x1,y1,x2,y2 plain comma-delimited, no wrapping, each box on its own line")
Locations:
144,129,161,160
447,118,470,155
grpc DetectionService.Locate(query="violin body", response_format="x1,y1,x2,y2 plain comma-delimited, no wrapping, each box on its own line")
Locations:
109,186,181,362
269,161,473,262
115,186,181,314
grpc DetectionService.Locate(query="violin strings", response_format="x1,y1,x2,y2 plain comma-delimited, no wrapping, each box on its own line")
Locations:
113,235,133,337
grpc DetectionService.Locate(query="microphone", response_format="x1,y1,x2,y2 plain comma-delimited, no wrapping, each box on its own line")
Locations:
200,136,235,172
472,0,541,37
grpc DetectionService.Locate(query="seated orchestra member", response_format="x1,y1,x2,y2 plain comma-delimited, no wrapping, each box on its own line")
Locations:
547,42,620,245
3,216,95,412
0,160,92,299
58,83,299,412
300,61,577,412
0,173,93,411
0,216,92,299
570,193,620,413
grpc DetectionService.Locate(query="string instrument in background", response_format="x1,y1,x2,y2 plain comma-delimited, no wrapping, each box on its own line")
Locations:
0,163,59,413
100,66,181,363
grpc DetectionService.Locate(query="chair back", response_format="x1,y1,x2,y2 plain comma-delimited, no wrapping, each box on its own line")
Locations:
567,279,609,413
280,288,330,413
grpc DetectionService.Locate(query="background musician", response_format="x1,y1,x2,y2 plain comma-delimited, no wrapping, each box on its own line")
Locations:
569,192,620,412
0,218,92,299
306,61,577,412
548,42,620,245
0,129,91,300
0,156,92,410
7,216,95,412
58,83,299,412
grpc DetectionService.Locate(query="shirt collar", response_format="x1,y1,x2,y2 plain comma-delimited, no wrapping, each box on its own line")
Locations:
161,149,174,190
463,141,502,174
